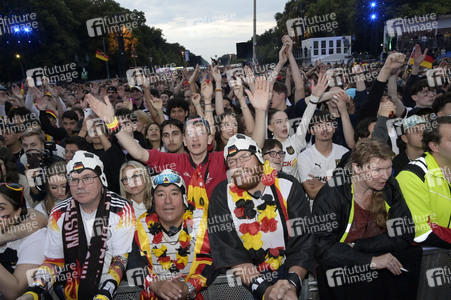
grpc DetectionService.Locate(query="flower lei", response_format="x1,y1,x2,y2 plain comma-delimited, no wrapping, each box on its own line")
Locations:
146,202,195,273
229,161,285,271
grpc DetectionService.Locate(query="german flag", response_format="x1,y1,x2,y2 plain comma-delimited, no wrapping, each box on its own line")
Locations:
96,50,109,61
409,53,434,69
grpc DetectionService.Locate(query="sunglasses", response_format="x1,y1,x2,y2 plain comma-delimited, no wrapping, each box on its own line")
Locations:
152,173,182,188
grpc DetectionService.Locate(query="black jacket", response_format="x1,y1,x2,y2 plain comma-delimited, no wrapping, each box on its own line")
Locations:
312,175,414,268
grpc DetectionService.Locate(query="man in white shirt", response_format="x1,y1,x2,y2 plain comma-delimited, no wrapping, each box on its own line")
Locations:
20,151,135,300
298,111,348,200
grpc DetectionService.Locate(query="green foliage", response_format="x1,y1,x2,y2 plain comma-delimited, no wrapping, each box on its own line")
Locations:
0,0,201,82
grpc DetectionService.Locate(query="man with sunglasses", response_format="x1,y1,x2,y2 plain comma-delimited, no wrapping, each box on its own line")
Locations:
208,134,314,300
20,151,135,300
130,169,213,299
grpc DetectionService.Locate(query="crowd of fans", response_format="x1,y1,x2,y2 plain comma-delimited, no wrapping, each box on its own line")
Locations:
0,35,450,300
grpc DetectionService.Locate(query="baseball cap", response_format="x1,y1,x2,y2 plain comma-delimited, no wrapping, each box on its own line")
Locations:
224,134,264,164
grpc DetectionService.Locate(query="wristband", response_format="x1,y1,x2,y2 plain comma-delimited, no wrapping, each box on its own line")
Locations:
204,103,212,106
309,95,320,104
215,88,223,92
108,123,121,134
106,117,119,129
96,279,117,300
241,106,248,110
157,111,164,115
250,275,272,300
194,103,201,107
286,272,302,296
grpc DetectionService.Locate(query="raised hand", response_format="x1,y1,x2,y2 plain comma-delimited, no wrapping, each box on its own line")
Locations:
191,93,201,106
245,76,272,112
311,72,329,98
384,53,406,70
189,64,200,84
278,43,289,65
150,96,163,111
86,94,115,124
282,35,293,53
412,44,428,66
201,77,213,100
111,75,119,87
212,65,222,84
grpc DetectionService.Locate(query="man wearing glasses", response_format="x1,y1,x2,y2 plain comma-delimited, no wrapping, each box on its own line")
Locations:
20,151,135,300
208,134,315,300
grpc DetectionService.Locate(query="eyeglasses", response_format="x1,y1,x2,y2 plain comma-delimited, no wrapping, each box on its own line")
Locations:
264,151,286,158
121,174,143,185
227,153,253,167
68,176,98,186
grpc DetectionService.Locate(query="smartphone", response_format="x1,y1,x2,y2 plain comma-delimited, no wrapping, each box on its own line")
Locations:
84,108,93,119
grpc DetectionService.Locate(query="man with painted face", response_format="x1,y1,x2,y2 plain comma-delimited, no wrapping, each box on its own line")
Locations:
20,151,135,300
131,169,214,299
208,134,314,300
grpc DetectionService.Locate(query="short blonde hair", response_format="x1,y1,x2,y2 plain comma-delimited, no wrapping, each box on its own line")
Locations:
119,160,152,210
134,110,152,126
20,127,45,143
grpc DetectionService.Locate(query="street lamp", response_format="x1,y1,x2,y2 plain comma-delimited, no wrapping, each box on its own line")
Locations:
16,54,25,79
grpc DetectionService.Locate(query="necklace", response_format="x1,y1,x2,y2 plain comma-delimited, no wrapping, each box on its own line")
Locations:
229,161,285,271
146,207,194,272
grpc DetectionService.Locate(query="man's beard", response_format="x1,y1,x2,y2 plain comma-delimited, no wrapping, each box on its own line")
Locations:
232,166,263,191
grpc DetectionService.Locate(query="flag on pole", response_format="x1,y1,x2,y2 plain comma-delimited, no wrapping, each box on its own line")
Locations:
96,50,109,61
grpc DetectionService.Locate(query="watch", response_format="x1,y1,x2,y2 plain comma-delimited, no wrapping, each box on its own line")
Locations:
185,281,196,300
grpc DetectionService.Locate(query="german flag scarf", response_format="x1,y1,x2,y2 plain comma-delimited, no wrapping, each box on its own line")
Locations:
62,193,110,299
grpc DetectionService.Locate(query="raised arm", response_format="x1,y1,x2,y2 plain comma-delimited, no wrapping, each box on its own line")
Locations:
333,91,355,149
285,35,306,102
234,83,255,136
268,42,288,87
246,77,272,148
87,94,150,162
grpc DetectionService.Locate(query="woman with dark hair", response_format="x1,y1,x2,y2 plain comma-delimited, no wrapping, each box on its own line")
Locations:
0,183,46,299
312,138,422,300
145,123,163,151
262,139,285,172
214,111,244,151
35,161,70,218
0,147,33,207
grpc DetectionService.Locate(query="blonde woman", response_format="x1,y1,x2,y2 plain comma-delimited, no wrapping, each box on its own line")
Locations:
119,160,152,218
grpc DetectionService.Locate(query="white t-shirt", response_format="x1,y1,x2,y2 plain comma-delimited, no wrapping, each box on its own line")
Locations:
297,143,348,183
0,227,46,267
35,199,63,219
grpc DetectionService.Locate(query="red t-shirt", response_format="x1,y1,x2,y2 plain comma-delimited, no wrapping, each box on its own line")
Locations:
344,201,386,243
145,149,227,198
